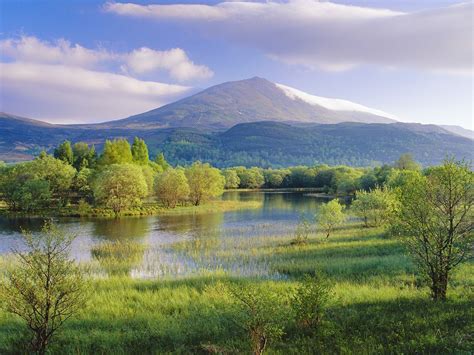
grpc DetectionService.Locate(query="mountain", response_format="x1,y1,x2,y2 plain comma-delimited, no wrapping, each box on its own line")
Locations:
1,113,472,167
105,77,396,130
439,125,473,139
1,77,472,166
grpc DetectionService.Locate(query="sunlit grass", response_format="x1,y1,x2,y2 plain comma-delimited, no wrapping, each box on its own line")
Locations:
0,221,472,354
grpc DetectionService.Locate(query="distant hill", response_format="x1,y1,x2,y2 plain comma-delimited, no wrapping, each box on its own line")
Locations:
1,113,471,167
103,77,396,130
439,125,473,139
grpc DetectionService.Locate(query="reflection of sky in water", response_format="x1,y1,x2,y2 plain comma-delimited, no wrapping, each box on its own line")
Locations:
0,192,327,278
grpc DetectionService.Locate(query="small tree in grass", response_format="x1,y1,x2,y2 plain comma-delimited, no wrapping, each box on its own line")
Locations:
292,273,331,330
155,167,190,208
317,199,345,239
352,187,398,227
392,159,473,301
224,283,285,355
291,216,312,246
0,221,89,354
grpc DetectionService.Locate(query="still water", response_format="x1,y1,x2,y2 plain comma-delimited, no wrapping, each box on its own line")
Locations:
0,191,329,278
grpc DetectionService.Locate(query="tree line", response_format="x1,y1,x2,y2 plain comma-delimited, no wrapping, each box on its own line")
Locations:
0,136,423,215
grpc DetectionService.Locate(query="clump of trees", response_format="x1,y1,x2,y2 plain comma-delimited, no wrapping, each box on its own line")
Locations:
0,221,89,354
186,162,225,206
93,164,148,215
352,187,398,227
155,168,190,208
391,159,473,301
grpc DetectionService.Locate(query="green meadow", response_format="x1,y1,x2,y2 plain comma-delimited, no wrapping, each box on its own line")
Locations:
1,221,472,354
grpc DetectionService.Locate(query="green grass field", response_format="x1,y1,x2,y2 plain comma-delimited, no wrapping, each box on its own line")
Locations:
0,222,472,354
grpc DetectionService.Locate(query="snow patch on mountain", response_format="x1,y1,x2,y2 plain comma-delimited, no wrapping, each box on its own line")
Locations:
276,83,398,120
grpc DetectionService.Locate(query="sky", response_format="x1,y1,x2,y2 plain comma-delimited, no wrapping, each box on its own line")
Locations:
0,0,472,129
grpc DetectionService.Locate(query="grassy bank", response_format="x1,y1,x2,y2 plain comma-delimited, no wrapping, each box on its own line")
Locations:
0,223,472,354
0,199,262,218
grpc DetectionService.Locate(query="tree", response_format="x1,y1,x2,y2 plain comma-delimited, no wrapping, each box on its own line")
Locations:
53,140,73,165
93,164,148,215
317,199,345,239
394,153,421,171
392,159,473,301
224,283,285,355
235,167,264,189
223,169,240,189
154,152,170,171
140,165,157,196
352,187,398,227
131,137,149,165
154,168,189,208
264,169,290,188
73,167,94,202
72,142,97,170
14,179,51,212
0,221,88,354
100,139,133,165
292,273,331,330
185,162,225,206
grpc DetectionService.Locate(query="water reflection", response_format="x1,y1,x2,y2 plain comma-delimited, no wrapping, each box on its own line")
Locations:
0,191,328,278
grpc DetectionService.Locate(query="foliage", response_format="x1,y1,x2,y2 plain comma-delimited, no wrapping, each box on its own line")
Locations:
292,273,331,330
317,199,346,239
131,137,149,165
185,162,225,206
291,217,312,246
72,142,97,170
154,152,170,171
234,167,265,189
223,283,286,355
0,221,88,354
154,167,190,208
223,169,240,189
53,140,73,165
394,153,421,171
352,187,398,227
93,164,148,215
391,159,473,301
100,139,133,165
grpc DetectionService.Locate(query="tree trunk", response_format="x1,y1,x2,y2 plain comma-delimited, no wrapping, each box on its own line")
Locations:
431,272,448,301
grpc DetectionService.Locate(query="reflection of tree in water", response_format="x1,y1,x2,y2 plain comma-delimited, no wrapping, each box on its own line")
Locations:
90,217,151,276
261,193,324,214
0,217,47,233
160,212,224,259
92,217,150,241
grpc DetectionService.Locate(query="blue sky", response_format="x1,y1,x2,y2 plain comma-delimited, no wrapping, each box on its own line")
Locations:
0,0,472,128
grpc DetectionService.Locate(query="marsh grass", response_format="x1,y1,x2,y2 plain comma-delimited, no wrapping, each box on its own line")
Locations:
0,221,472,354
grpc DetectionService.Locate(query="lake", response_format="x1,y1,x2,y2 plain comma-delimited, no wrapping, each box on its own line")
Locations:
0,191,330,278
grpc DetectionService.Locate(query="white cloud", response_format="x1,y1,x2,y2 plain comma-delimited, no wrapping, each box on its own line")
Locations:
105,0,473,74
0,62,191,123
0,35,214,82
0,36,113,68
122,47,213,81
0,35,213,122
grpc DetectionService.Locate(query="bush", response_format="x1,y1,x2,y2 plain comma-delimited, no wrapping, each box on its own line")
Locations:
292,273,331,331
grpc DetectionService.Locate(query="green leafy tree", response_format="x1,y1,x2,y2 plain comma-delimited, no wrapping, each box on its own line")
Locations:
394,153,421,171
392,159,473,301
140,165,157,196
352,187,398,227
93,164,147,215
185,162,225,206
292,273,331,330
73,167,94,202
155,168,190,208
72,142,97,170
317,199,346,239
235,167,265,189
131,137,149,165
0,221,89,354
264,169,290,188
13,179,51,212
223,169,240,189
224,283,286,355
154,152,170,171
100,139,133,165
53,140,73,165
